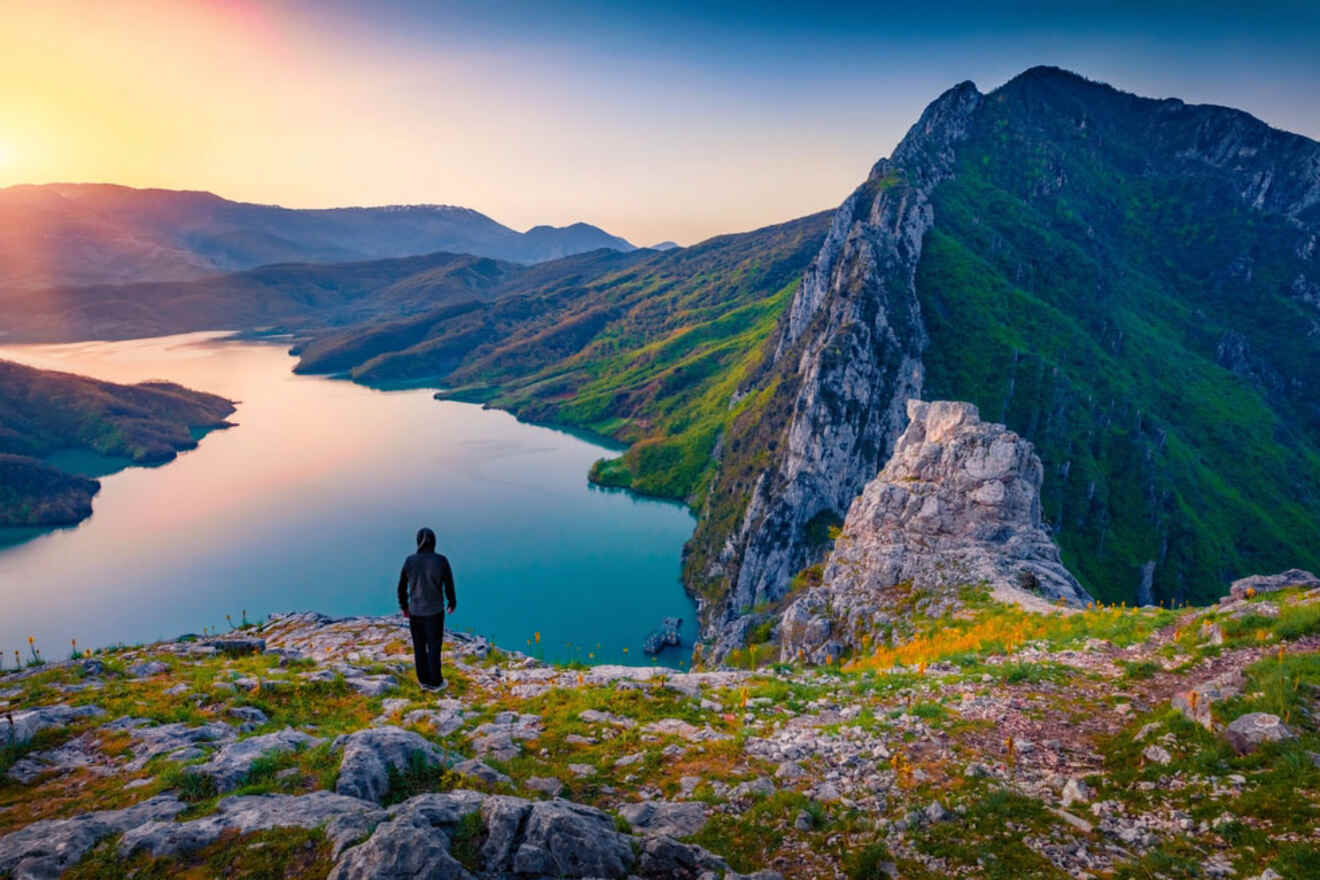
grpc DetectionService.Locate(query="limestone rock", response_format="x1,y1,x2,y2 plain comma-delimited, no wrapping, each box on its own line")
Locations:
191,727,322,792
0,795,184,879
2,704,103,746
781,401,1091,661
108,717,236,771
703,82,984,659
1228,569,1320,599
120,791,384,861
620,800,708,838
1223,713,1295,754
1171,670,1243,729
332,726,450,804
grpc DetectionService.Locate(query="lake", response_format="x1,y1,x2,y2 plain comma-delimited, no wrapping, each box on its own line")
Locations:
0,333,697,667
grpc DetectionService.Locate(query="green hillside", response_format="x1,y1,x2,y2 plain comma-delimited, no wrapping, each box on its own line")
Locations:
916,70,1320,605
296,214,831,504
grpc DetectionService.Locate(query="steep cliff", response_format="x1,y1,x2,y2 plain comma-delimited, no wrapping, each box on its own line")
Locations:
688,67,1320,658
685,84,982,657
780,400,1090,663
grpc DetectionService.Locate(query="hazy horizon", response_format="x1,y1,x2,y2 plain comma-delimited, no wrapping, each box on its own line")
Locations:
2,1,1317,246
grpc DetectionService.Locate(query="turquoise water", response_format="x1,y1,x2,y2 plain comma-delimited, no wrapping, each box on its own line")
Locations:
0,333,696,666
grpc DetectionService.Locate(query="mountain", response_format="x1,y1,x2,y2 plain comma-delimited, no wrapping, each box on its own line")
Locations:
0,359,235,525
281,68,1320,656
685,67,1320,654
291,212,832,501
0,183,634,289
0,251,524,343
648,241,680,251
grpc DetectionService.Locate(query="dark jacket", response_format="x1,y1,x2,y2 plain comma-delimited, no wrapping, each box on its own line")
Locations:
397,528,455,617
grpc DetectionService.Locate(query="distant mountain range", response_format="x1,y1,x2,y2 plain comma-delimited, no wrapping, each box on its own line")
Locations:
0,183,634,289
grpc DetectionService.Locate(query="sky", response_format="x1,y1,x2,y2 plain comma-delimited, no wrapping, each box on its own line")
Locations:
1,1,1317,246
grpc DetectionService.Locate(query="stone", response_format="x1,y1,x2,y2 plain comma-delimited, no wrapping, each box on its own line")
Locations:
331,726,450,804
525,776,564,797
402,706,465,736
1223,713,1295,754
780,401,1091,662
5,733,109,784
580,709,637,729
1229,569,1320,599
1061,777,1092,807
328,793,484,880
228,706,269,727
452,759,511,787
635,834,730,879
109,717,236,771
469,712,541,762
619,801,708,838
510,800,636,878
0,795,185,879
127,660,171,677
568,763,595,778
121,791,384,861
2,704,103,746
203,636,267,656
614,752,645,768
924,801,951,823
731,777,776,799
190,727,322,792
1142,744,1173,766
1172,670,1243,729
643,617,683,655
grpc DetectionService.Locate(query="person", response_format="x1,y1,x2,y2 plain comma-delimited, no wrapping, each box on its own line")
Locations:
397,527,456,691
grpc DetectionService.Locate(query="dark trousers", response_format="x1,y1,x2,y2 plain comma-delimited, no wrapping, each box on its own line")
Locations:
409,612,445,686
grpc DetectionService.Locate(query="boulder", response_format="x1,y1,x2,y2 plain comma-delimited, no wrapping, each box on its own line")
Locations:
1223,713,1295,754
203,636,267,656
331,726,450,804
2,704,104,746
127,660,171,677
190,727,322,792
509,800,636,878
452,759,512,787
120,791,384,860
110,717,236,771
0,795,184,879
1142,745,1173,765
1171,670,1243,729
643,617,683,655
1229,569,1320,599
620,801,708,838
781,401,1091,662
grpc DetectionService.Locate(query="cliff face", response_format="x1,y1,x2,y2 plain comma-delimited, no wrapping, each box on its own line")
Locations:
688,84,981,657
780,400,1090,663
690,67,1320,658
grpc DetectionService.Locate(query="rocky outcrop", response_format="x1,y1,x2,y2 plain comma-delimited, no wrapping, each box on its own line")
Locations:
331,726,452,805
1228,569,1320,599
0,795,186,879
781,400,1090,662
699,82,983,658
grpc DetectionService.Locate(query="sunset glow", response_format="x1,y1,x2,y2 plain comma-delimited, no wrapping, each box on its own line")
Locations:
3,0,1318,245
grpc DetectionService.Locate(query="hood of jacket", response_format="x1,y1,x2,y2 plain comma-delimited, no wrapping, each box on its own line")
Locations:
416,527,436,553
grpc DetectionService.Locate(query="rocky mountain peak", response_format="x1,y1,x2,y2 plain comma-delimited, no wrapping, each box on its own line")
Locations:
779,400,1090,663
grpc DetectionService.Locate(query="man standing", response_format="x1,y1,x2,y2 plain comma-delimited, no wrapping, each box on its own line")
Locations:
397,527,456,690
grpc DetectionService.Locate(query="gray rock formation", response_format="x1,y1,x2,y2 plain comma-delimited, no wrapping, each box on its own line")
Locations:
1223,713,1295,754
0,795,185,879
190,727,322,792
109,717,236,771
2,704,103,746
331,726,451,804
619,800,708,838
701,82,983,658
1228,568,1320,599
119,791,384,861
781,400,1090,662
